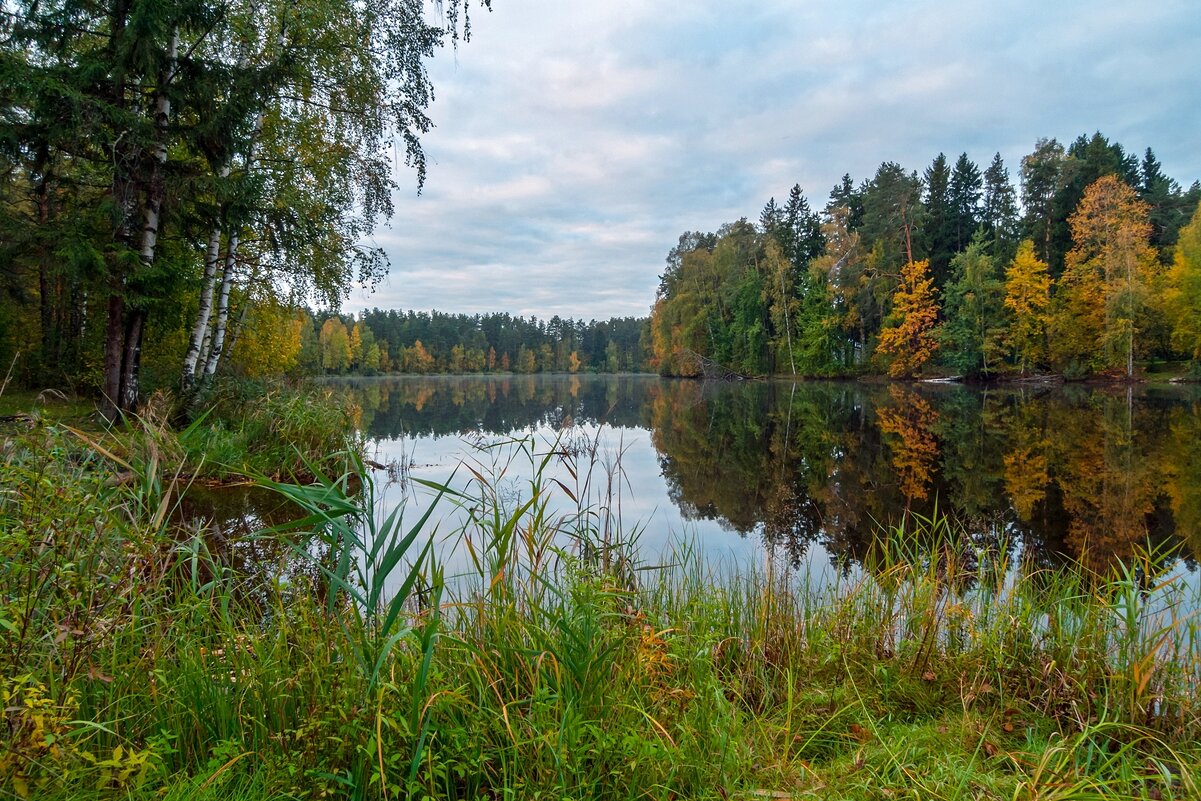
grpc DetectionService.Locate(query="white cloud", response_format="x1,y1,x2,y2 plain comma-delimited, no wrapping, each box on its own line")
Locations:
358,0,1201,320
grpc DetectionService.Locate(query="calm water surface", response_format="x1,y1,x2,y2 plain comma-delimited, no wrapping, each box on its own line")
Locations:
311,374,1201,584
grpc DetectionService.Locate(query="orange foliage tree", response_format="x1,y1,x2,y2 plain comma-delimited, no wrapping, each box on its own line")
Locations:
1050,175,1159,377
402,340,435,373
875,259,940,377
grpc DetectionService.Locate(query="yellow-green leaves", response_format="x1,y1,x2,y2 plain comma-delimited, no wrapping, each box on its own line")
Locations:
1003,240,1052,374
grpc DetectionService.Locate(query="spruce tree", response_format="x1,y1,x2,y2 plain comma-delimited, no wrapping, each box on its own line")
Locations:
922,153,954,291
948,152,983,252
982,153,1020,264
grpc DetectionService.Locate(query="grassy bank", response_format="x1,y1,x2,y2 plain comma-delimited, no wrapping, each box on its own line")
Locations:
2,425,1199,800
0,380,360,482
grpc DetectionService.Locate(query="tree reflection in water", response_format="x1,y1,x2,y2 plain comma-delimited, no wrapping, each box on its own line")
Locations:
192,375,1201,586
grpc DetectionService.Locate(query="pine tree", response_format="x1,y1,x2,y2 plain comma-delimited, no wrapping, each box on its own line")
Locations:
783,184,825,270
827,173,864,229
860,162,926,294
1021,138,1065,265
759,197,782,237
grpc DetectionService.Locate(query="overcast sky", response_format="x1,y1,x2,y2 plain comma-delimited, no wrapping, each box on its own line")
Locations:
354,0,1201,321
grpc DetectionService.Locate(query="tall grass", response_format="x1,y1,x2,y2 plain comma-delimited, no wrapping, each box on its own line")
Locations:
2,422,1200,799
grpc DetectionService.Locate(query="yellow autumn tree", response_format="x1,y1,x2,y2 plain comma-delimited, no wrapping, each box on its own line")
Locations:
449,344,467,373
875,258,940,378
348,322,364,369
319,318,351,373
231,302,303,377
1050,175,1159,378
1165,203,1201,364
403,339,435,373
1003,240,1053,375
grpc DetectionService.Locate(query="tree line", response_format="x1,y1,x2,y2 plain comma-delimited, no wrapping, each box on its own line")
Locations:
246,308,653,377
650,133,1201,379
0,0,488,416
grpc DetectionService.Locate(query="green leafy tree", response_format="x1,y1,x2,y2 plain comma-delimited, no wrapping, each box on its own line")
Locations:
763,239,798,375
791,264,844,376
938,234,1005,377
1,0,489,416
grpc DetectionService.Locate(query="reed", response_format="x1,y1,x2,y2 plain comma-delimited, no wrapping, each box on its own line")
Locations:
2,425,1199,799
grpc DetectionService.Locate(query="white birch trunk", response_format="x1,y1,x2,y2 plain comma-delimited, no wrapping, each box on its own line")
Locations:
202,231,239,379
200,110,265,380
139,27,178,267
182,226,224,388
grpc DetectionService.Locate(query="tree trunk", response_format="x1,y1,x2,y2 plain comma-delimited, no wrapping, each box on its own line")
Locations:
101,291,125,421
1127,329,1134,379
779,266,795,377
63,278,83,372
105,26,177,418
182,226,224,389
202,231,239,379
193,108,262,388
140,27,178,268
33,143,58,374
119,309,145,412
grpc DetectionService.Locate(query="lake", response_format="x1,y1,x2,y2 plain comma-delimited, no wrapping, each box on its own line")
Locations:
308,374,1201,585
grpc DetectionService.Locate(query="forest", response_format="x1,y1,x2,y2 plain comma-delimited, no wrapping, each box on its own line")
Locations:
651,134,1201,380
294,309,650,376
0,0,491,417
